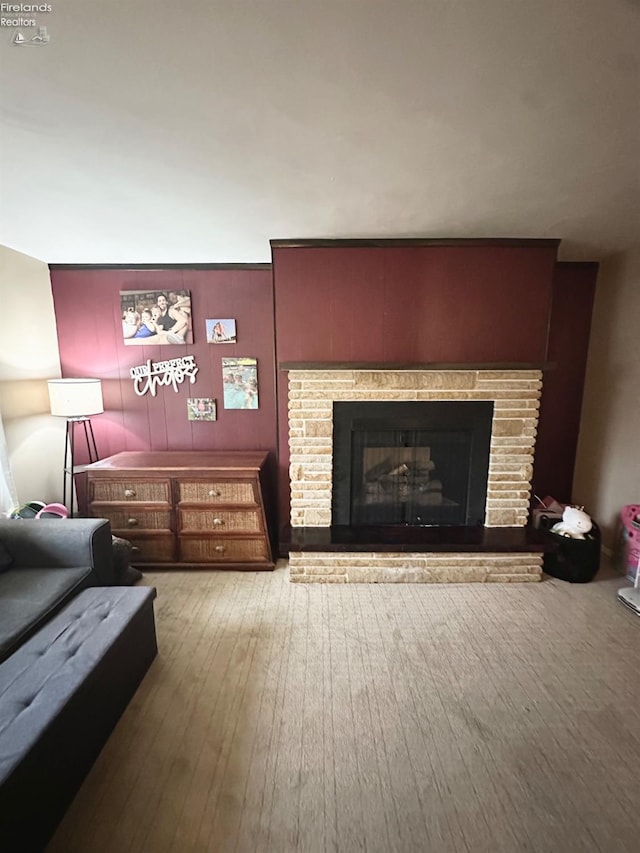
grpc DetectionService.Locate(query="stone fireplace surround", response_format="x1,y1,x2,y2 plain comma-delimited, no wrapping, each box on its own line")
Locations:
286,366,545,583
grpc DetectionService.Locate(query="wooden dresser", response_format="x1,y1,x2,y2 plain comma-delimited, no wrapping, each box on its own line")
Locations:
86,451,274,570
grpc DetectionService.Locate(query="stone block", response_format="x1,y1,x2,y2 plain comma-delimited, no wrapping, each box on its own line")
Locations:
289,455,334,467
297,472,332,483
491,419,527,436
290,437,332,449
291,481,332,492
486,390,542,400
477,371,541,381
489,449,534,461
302,509,332,526
415,390,476,400
300,561,350,575
490,438,537,450
310,371,352,383
487,490,531,501
291,574,347,583
486,573,541,583
485,508,520,526
493,407,540,419
292,497,332,509
487,479,528,490
304,421,333,438
489,462,534,479
476,378,542,391
494,398,540,410
292,466,332,479
484,555,542,571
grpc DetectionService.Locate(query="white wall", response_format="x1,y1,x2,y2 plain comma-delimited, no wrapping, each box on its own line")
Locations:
573,249,640,550
0,245,64,507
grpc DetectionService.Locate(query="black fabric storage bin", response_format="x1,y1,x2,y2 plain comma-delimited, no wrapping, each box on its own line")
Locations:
543,523,601,583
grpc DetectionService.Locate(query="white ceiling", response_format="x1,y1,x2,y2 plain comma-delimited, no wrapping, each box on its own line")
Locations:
1,0,639,263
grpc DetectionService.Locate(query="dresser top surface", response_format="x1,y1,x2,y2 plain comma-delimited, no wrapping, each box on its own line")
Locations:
86,451,269,473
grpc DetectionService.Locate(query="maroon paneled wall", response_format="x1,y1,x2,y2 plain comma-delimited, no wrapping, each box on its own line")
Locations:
271,239,576,533
272,242,558,363
532,262,599,503
49,245,598,550
49,266,278,527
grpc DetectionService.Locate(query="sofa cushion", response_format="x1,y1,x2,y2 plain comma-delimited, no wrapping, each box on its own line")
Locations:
0,566,92,662
0,586,158,851
0,541,12,573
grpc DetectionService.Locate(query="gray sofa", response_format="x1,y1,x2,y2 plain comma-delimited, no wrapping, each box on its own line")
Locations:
0,518,116,664
0,518,158,851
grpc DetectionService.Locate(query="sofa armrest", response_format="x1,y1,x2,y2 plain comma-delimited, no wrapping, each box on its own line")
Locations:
0,519,115,586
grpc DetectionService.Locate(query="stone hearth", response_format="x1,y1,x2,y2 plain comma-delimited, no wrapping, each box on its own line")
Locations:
287,367,544,583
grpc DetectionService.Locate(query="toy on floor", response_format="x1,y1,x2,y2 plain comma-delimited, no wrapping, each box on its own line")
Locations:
9,501,46,519
551,505,593,539
616,504,640,582
35,503,69,519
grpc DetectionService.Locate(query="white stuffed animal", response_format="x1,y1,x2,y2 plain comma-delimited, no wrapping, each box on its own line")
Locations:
551,505,593,539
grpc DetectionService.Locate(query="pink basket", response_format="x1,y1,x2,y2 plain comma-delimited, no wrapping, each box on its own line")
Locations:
617,504,640,582
35,503,69,520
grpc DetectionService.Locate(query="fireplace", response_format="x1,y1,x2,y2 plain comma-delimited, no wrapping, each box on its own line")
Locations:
332,401,493,527
286,367,547,583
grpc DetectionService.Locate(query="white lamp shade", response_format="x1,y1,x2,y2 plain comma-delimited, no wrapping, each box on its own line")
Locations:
48,379,104,418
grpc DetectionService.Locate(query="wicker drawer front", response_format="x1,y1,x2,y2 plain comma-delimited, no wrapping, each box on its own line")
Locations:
179,509,261,533
93,508,172,531
178,481,256,505
180,537,269,563
90,479,171,503
128,534,176,563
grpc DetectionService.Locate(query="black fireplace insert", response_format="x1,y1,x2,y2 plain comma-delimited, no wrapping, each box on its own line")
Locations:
332,401,494,526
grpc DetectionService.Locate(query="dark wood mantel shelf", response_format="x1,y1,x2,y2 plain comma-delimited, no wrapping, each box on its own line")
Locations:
279,362,555,371
282,525,558,554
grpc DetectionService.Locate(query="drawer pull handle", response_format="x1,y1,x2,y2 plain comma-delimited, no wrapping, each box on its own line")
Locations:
131,546,141,554
213,517,224,526
124,489,136,498
127,518,139,527
208,489,221,497
215,545,225,553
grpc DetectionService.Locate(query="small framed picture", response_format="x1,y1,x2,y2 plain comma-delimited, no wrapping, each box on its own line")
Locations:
206,318,237,343
222,357,258,409
187,398,217,421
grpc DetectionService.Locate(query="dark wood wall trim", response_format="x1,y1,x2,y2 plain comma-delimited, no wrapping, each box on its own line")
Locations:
270,238,562,250
48,263,272,271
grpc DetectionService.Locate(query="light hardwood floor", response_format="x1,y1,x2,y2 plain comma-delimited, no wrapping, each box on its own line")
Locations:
48,562,640,853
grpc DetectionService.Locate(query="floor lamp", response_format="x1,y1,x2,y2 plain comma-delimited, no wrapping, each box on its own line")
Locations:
48,378,104,518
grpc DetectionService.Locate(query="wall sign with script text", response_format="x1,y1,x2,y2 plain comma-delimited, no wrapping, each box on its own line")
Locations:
130,356,199,396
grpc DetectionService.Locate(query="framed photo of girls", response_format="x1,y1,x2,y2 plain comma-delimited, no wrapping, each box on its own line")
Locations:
120,289,193,345
222,357,259,409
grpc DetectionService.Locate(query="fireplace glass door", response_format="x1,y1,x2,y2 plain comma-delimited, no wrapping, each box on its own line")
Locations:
332,401,493,527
